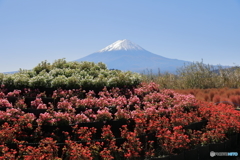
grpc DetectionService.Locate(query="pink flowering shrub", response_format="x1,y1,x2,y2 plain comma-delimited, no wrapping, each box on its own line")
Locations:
15,98,27,109
0,92,5,98
0,123,20,144
120,130,143,159
83,109,96,122
114,108,131,120
95,97,111,107
147,116,171,133
52,90,67,99
77,97,97,108
63,140,93,160
172,93,197,109
112,96,128,107
18,113,36,129
156,126,190,155
200,129,226,145
101,125,115,140
69,96,80,108
36,92,47,98
72,126,96,142
96,107,112,121
0,144,17,159
203,103,240,135
0,99,12,108
6,90,21,97
128,95,141,106
100,128,119,160
54,112,73,125
18,137,58,159
31,98,47,109
170,106,201,126
0,108,24,124
75,113,90,123
52,88,85,99
134,82,160,94
57,99,74,111
37,111,74,126
37,112,56,126
0,82,239,159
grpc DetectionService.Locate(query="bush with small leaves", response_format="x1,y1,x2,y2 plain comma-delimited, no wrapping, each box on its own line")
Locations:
33,60,52,74
0,73,4,85
51,75,68,88
13,74,30,88
2,74,15,88
29,75,48,88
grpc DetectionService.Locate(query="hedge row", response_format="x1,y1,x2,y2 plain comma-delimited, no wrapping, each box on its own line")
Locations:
0,59,142,90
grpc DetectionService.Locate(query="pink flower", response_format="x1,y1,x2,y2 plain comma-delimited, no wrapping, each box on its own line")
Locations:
114,108,130,120
0,99,13,108
96,107,112,121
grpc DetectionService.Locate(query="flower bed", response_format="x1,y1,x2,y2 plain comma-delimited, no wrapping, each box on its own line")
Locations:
0,82,240,159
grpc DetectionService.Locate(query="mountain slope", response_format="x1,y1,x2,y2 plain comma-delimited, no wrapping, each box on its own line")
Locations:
75,39,191,73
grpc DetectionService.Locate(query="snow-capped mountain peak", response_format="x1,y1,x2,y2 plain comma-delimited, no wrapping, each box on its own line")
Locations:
98,39,145,52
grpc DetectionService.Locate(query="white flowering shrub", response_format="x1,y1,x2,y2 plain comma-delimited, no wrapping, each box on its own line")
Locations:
49,68,65,77
13,74,30,88
52,58,67,69
0,73,4,85
63,68,77,77
1,59,143,90
33,60,51,74
63,61,81,69
51,75,68,88
29,75,48,88
80,75,94,88
67,75,81,89
107,77,119,87
97,62,107,70
19,69,37,78
2,74,15,87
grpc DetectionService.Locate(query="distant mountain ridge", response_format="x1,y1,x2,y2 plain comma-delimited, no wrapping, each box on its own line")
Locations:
75,39,192,73
2,71,18,74
2,39,231,74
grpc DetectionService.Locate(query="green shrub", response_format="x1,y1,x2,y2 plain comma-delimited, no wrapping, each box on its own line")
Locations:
63,68,78,77
80,75,94,89
52,58,67,69
107,76,119,87
67,75,81,89
94,74,107,89
49,68,65,77
79,61,95,71
33,60,51,74
63,61,81,69
97,62,107,70
1,59,143,90
13,74,30,88
0,73,4,86
29,73,52,88
51,75,68,88
2,74,15,88
19,69,37,78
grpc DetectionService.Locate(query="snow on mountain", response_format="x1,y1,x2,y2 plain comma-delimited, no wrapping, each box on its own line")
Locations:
98,39,145,52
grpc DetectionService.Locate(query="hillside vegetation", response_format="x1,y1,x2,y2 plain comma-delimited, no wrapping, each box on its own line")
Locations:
142,61,240,89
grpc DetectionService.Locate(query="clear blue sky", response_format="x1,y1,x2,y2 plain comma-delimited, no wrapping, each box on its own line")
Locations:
1,0,240,72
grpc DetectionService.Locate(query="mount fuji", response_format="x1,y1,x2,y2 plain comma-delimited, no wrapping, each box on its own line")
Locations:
75,39,191,74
